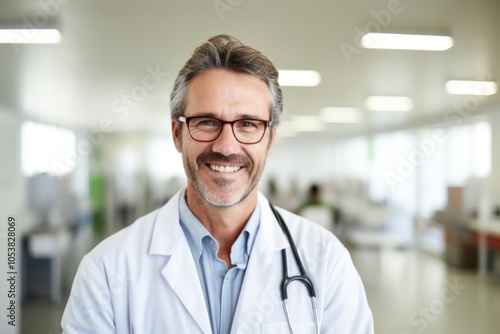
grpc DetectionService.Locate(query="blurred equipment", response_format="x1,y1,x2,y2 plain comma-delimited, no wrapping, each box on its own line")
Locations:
23,174,73,305
27,174,61,227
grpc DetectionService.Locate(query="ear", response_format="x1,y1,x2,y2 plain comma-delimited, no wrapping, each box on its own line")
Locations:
266,126,277,157
172,119,182,152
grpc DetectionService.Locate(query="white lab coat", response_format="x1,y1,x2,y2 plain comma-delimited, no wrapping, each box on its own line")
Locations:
62,191,373,333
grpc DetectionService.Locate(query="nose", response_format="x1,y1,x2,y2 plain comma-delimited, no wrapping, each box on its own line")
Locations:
211,123,240,156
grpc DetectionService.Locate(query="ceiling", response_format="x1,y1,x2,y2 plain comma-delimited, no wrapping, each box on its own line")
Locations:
0,0,499,138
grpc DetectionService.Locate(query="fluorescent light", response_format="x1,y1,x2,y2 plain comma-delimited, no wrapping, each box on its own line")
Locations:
361,33,453,51
278,70,321,87
0,29,61,44
445,80,497,96
366,96,413,112
290,116,325,132
320,107,362,123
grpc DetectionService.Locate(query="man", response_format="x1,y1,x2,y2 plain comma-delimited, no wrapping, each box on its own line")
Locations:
62,35,374,333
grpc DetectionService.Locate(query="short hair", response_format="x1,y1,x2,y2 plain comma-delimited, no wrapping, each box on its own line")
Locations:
170,35,283,127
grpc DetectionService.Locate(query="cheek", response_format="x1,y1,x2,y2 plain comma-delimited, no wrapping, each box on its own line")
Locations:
183,142,210,162
246,147,268,166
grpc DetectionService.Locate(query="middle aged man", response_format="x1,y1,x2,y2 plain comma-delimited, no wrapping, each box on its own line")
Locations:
61,34,374,334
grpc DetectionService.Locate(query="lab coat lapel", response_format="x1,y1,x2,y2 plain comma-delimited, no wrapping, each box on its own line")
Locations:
231,194,289,333
150,191,211,334
161,243,211,333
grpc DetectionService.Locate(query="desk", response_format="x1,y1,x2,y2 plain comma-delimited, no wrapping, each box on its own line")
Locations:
469,220,500,277
433,210,500,276
433,210,478,268
469,220,500,236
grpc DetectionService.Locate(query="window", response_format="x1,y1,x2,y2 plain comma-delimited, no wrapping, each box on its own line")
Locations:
369,131,417,213
446,125,471,186
21,121,76,177
471,121,491,178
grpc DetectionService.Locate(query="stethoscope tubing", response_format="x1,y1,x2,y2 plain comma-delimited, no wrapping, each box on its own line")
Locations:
269,202,320,334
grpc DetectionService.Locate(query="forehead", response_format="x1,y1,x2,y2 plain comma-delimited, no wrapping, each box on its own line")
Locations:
185,69,270,118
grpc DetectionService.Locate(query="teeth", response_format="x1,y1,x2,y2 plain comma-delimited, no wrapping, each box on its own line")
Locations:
210,165,241,173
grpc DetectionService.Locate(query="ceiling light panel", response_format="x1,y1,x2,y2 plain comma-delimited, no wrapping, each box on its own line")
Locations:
278,70,321,87
445,80,497,96
0,29,61,44
366,96,413,112
361,33,453,51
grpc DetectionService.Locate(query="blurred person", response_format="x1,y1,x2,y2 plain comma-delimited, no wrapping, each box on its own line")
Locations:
296,183,339,232
61,35,373,333
297,183,324,210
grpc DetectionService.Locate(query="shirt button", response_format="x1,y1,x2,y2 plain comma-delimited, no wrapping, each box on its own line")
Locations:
220,273,225,278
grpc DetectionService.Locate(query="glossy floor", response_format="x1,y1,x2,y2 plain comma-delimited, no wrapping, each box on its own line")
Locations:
21,248,500,334
353,248,500,334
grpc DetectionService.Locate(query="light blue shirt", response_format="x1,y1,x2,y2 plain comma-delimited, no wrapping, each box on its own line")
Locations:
179,191,260,334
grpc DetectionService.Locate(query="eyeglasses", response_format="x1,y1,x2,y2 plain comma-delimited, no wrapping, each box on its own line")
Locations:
178,116,272,144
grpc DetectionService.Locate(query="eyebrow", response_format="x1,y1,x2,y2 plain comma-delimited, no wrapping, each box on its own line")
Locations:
187,112,269,120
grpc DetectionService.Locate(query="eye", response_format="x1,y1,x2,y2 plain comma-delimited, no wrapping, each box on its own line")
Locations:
193,118,219,128
237,120,259,128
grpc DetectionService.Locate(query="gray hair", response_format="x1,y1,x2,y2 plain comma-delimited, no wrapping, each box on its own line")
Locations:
170,35,283,128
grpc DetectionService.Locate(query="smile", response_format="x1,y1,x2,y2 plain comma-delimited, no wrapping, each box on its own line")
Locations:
209,164,241,173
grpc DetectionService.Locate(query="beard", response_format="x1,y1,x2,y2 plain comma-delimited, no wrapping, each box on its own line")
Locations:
183,151,265,208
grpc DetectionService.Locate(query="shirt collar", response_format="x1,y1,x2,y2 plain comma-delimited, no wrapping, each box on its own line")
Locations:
178,189,260,265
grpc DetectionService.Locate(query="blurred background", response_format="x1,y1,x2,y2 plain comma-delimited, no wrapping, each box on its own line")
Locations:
1,0,500,333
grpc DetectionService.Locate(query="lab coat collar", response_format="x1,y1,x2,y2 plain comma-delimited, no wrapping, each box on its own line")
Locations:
256,191,290,252
149,189,184,256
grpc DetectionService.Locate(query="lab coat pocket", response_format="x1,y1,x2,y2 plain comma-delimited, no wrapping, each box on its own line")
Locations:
262,322,316,333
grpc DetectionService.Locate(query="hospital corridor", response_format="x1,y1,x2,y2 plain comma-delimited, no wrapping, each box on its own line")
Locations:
1,0,500,333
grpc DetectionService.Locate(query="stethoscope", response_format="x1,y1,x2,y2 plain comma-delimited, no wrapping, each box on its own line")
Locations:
268,202,320,334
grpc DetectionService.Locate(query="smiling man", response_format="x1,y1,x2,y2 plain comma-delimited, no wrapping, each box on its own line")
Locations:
62,35,374,334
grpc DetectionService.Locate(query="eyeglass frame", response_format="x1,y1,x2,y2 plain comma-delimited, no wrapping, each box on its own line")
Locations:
178,115,274,144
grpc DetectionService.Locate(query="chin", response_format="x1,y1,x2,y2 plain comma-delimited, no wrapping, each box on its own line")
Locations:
204,193,246,208
200,186,255,208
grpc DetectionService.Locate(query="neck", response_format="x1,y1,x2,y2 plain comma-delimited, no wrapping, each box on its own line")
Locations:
185,187,257,261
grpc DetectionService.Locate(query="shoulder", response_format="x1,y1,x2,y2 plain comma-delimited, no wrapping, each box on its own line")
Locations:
276,207,345,254
87,190,183,268
91,209,160,252
258,192,345,256
86,209,161,267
